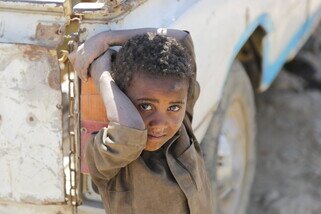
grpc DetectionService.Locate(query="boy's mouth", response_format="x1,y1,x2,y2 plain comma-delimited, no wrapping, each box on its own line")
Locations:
148,134,166,139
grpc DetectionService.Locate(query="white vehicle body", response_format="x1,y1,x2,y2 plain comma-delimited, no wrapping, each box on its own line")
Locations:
0,0,321,213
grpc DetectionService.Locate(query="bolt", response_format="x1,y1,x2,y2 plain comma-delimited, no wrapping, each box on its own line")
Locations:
56,27,63,35
26,113,37,126
56,104,63,109
81,127,87,133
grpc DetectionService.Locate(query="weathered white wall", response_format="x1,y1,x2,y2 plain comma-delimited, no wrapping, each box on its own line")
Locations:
0,44,64,203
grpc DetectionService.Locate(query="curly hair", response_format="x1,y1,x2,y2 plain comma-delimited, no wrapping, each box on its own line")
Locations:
112,33,194,95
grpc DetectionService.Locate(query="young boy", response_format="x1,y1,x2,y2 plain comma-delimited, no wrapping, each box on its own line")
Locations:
69,29,213,213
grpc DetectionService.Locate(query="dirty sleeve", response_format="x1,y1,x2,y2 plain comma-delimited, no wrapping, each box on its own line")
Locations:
85,121,147,184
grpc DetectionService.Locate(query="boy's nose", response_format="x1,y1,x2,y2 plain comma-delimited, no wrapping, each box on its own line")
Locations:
148,112,167,128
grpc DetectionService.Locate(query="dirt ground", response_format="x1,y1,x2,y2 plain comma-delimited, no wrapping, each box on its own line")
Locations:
248,70,321,214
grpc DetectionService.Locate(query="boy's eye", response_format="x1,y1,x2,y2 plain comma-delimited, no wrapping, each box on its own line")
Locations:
139,103,153,111
168,105,181,112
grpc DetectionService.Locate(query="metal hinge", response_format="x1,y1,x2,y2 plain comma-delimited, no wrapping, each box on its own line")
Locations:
58,14,82,211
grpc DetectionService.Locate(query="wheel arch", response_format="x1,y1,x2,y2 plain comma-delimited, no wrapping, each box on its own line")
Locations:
236,26,266,91
228,14,273,92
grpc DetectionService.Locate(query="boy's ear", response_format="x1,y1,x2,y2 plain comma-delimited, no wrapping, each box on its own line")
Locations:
186,81,200,123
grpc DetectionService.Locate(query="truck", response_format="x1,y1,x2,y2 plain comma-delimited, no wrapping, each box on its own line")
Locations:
1,0,321,213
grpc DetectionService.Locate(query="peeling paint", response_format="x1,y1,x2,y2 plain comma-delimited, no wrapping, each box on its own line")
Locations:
47,54,61,91
20,45,46,61
0,12,66,48
14,44,61,90
35,23,62,42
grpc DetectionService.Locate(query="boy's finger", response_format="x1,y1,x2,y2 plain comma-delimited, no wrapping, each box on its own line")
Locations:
67,49,90,82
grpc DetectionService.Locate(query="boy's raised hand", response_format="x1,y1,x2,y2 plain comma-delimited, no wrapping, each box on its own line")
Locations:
68,33,110,81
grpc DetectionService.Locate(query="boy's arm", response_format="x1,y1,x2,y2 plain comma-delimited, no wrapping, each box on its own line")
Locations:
68,28,189,81
90,50,145,129
85,50,147,184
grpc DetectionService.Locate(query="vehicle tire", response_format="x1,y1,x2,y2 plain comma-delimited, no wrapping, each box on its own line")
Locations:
201,60,256,214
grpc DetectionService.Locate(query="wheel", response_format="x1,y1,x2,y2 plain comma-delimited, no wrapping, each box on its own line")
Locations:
201,61,256,214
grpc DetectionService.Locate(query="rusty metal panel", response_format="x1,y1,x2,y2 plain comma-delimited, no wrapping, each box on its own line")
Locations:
0,3,66,48
0,43,64,203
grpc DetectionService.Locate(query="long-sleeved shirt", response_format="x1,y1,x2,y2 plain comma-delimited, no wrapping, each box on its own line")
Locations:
86,121,214,214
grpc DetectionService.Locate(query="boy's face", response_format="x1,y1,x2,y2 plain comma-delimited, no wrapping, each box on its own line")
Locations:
126,72,189,151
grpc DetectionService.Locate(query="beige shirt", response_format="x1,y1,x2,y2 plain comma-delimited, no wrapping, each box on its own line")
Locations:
86,120,214,214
